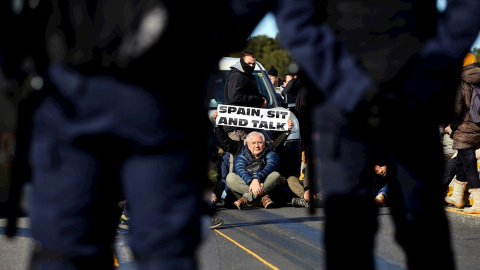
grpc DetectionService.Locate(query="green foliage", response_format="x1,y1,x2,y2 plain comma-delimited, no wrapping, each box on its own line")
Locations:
228,35,295,79
473,47,480,62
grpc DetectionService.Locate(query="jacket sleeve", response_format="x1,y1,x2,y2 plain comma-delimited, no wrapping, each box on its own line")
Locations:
233,152,253,185
252,151,280,183
267,131,290,152
214,125,242,155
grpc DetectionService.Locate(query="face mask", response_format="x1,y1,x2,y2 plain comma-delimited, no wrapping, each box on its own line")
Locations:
240,57,255,74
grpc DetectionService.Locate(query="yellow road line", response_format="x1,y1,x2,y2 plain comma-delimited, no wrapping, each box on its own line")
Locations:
445,206,480,217
214,229,280,270
112,244,119,267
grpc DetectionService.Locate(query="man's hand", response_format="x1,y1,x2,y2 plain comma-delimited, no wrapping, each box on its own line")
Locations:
249,178,264,197
211,110,218,120
262,97,268,108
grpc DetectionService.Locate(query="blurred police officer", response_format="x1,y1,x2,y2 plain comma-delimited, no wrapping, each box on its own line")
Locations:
274,0,480,269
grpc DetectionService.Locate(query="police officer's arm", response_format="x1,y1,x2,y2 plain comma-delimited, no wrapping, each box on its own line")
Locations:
273,0,372,113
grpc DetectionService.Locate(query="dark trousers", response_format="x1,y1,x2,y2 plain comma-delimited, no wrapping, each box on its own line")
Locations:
443,157,457,190
313,103,454,270
28,64,203,270
455,147,480,189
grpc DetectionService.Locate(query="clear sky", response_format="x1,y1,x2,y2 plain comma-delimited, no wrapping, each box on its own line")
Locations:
250,3,480,50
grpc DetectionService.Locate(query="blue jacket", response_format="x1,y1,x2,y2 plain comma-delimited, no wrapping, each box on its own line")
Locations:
233,144,280,185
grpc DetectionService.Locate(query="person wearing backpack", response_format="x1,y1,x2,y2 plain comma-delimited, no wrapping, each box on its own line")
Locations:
446,52,480,214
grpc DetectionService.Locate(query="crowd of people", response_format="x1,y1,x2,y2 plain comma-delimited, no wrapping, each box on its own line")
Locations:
204,51,408,214
1,1,480,270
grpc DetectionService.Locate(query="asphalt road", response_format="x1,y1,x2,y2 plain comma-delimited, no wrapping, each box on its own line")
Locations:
0,204,479,270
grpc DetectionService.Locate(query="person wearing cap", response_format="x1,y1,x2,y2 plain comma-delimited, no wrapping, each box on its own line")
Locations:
446,52,480,214
268,66,283,87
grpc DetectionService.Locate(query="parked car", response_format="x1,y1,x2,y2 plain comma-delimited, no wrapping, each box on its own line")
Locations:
205,57,302,177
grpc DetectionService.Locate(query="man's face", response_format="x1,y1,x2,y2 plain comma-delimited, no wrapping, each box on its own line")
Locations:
374,165,387,177
244,55,256,67
269,75,278,85
247,133,265,157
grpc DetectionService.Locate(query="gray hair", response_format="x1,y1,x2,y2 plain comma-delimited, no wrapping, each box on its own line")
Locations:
246,131,265,143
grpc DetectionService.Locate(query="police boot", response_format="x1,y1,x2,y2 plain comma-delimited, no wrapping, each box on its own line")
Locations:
464,189,480,214
444,179,467,208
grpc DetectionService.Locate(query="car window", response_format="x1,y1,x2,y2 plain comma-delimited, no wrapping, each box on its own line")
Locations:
206,70,276,109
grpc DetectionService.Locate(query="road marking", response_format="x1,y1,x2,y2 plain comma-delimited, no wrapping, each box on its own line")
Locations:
214,229,280,270
112,244,119,267
446,206,480,217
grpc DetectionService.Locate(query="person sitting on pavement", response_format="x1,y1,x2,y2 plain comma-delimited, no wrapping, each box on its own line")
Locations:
287,154,322,208
211,110,292,206
373,163,392,207
210,110,293,159
227,131,281,210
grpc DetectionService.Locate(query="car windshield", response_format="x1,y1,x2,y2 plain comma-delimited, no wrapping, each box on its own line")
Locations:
206,70,276,109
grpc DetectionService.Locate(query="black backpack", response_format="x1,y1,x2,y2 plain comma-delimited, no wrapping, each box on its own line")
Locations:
469,85,480,123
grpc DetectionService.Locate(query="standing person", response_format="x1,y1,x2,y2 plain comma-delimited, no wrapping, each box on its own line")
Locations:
268,65,283,87
227,131,281,209
223,51,268,141
1,1,277,269
268,66,285,104
273,0,480,269
445,52,480,213
281,72,302,104
291,70,324,209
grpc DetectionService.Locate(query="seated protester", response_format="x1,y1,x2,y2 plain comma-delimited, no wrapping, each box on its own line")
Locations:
210,110,292,159
287,160,322,208
373,163,391,207
206,144,227,205
227,131,281,209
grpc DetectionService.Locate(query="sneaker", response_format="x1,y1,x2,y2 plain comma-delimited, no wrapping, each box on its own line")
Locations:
209,218,224,229
292,197,310,208
118,214,130,230
234,197,248,210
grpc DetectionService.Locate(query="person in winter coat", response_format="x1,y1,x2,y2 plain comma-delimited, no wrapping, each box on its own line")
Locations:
226,131,281,209
223,51,268,141
445,52,480,214
268,65,283,87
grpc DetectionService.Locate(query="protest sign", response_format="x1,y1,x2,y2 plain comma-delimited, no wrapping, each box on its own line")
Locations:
216,105,290,131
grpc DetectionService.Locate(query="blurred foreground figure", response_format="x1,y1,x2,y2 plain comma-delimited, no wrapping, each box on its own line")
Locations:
1,1,276,269
274,0,480,269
